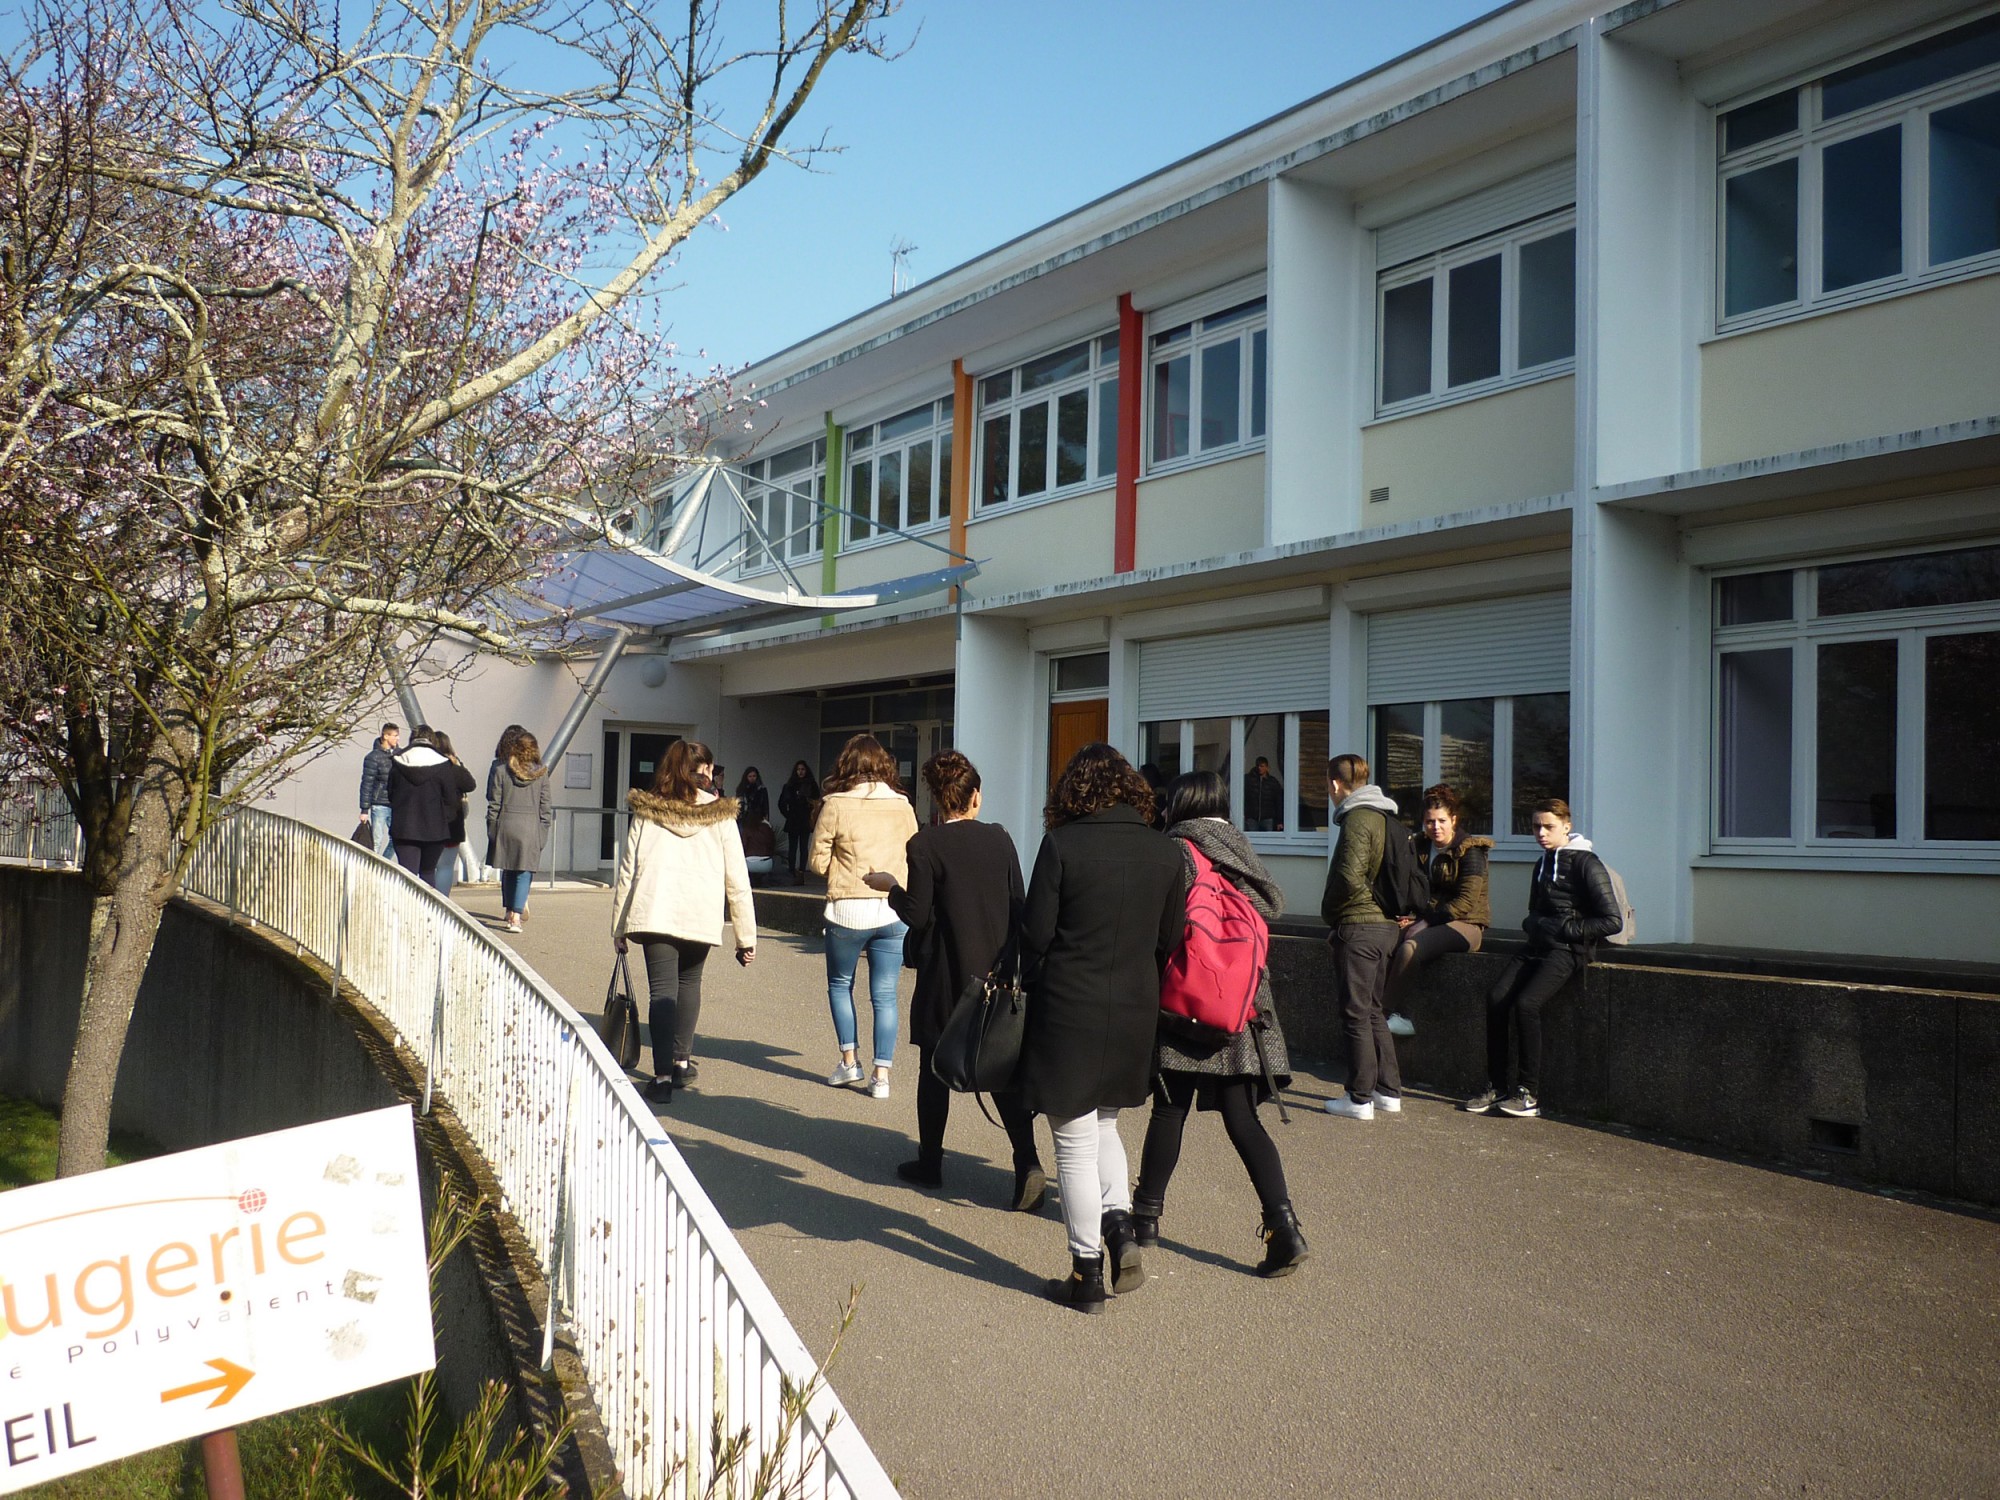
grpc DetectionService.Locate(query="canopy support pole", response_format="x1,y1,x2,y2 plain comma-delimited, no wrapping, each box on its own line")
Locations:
383,645,426,730
543,625,635,767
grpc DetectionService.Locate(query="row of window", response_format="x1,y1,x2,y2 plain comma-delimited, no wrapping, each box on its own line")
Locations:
1721,12,2000,322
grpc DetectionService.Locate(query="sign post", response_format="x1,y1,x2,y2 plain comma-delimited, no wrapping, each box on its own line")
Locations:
0,1105,436,1493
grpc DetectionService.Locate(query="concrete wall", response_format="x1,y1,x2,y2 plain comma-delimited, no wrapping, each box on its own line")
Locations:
962,487,1116,599
1264,932,2000,1206
1134,454,1266,568
1701,276,2000,466
1360,377,1575,524
0,869,582,1473
712,617,957,698
1692,867,2000,965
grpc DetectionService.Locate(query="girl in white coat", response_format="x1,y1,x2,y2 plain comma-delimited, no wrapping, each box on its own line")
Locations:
612,738,757,1103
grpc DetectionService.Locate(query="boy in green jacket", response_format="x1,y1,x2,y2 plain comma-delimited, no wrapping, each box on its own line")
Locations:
1320,753,1404,1121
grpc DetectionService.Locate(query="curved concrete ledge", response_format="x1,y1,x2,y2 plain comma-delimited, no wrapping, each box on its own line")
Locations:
0,866,616,1494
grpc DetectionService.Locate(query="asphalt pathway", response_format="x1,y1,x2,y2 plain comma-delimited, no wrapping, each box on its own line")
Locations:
463,886,2000,1499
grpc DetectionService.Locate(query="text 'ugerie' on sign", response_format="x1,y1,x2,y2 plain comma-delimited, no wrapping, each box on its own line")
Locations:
0,1104,435,1491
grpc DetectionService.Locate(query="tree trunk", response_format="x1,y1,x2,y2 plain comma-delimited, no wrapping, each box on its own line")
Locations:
55,760,184,1178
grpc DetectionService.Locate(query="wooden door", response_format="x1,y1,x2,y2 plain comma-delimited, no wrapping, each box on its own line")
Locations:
1048,699,1108,790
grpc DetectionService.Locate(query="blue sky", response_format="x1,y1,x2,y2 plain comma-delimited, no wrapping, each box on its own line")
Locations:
667,0,1504,370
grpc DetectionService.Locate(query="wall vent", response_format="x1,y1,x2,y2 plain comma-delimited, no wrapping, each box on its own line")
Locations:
1369,486,1391,505
1808,1118,1861,1154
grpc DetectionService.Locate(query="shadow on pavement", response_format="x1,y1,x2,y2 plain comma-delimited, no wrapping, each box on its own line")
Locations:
696,1033,830,1089
669,1126,1038,1293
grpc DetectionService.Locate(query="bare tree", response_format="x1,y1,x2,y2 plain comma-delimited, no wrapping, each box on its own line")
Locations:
0,0,897,1176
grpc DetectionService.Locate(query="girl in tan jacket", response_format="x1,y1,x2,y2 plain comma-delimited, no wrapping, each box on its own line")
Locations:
612,738,756,1104
809,733,918,1099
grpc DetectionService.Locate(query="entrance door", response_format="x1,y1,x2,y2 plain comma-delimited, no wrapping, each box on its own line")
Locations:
1048,699,1108,790
601,730,680,861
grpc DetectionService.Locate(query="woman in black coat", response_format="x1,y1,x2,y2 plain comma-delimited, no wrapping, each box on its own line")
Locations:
734,766,771,827
776,760,820,885
1018,743,1188,1313
388,725,478,885
865,751,1044,1208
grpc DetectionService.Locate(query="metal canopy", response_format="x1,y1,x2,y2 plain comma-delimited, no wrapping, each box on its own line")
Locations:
531,542,976,636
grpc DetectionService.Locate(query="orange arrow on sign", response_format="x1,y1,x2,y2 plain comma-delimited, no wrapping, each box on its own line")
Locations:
160,1358,255,1409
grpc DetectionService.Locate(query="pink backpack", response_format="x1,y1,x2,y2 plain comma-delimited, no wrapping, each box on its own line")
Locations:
1159,844,1270,1042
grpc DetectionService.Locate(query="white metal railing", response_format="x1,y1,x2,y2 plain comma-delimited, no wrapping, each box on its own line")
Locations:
0,784,81,867
9,797,894,1499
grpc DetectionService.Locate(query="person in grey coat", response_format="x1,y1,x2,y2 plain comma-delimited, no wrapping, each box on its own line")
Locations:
1134,771,1308,1279
487,725,553,933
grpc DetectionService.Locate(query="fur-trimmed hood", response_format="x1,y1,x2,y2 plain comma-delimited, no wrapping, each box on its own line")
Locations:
628,787,739,837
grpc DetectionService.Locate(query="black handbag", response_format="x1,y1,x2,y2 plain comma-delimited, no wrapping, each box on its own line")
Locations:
600,953,643,1072
930,963,1027,1094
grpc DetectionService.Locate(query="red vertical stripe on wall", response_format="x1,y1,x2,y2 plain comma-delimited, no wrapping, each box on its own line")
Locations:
1115,292,1141,574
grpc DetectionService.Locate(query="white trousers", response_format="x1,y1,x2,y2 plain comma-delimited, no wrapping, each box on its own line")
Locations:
1047,1109,1130,1257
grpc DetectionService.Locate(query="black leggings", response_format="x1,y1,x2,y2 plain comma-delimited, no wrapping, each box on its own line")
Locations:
393,839,448,881
1135,1071,1290,1217
914,1047,1039,1170
639,936,711,1074
785,824,809,876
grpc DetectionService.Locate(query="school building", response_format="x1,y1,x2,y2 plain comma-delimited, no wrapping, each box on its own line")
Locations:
280,0,2000,968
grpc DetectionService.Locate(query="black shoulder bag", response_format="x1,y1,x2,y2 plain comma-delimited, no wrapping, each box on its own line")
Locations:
600,952,643,1072
930,952,1027,1096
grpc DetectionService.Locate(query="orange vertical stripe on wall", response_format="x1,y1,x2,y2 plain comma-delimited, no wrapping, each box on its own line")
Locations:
1115,292,1141,573
950,358,973,599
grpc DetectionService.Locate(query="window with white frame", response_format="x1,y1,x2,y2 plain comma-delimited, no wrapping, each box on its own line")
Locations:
735,439,825,574
846,396,953,545
1711,542,2000,851
1376,214,1576,415
1140,711,1330,840
1148,300,1267,468
977,333,1119,512
1717,12,2000,327
1369,694,1570,839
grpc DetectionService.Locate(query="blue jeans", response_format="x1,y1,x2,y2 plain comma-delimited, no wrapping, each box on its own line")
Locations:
500,869,532,914
369,805,393,857
824,919,906,1065
431,848,460,897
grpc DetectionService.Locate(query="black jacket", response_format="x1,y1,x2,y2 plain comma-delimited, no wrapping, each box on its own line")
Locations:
886,819,1024,1050
737,783,771,825
1523,841,1621,950
359,742,395,810
1017,806,1189,1120
777,775,819,831
388,748,477,844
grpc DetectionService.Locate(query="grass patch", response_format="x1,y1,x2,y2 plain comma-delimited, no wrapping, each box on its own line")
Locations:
0,1095,409,1500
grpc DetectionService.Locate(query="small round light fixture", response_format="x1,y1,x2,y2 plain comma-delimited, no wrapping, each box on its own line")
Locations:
639,658,669,689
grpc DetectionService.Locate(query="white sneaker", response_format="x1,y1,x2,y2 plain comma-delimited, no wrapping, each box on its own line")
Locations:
1324,1095,1374,1121
1386,1013,1415,1037
868,1074,891,1100
826,1060,864,1087
1373,1092,1403,1114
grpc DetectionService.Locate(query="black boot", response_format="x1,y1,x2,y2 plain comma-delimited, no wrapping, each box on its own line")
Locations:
895,1154,944,1189
1130,1194,1164,1248
1045,1252,1109,1313
1256,1202,1309,1278
1102,1210,1145,1294
1010,1161,1047,1214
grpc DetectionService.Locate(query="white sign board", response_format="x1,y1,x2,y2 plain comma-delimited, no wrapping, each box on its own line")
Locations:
0,1105,435,1491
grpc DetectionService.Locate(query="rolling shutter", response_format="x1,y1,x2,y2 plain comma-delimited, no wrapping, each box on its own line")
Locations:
1138,620,1329,720
1375,158,1576,270
1366,593,1570,702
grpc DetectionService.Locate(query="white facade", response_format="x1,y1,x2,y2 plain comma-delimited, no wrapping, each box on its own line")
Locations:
296,0,2000,963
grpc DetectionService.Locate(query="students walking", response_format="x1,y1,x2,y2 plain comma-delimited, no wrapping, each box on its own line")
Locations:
778,760,820,885
863,750,1046,1208
1464,798,1620,1120
612,738,757,1104
1134,772,1307,1278
809,735,919,1099
1320,753,1405,1122
388,726,477,884
1384,783,1493,1034
487,725,553,933
1017,743,1188,1313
